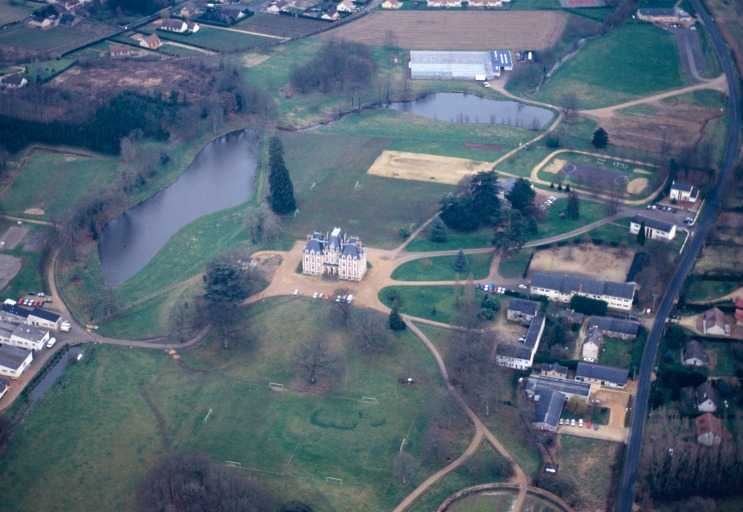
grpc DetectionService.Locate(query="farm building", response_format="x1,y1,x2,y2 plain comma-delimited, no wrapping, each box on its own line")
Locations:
530,272,636,311
575,362,628,389
636,7,691,25
630,214,677,241
0,345,33,379
409,50,512,80
496,314,545,370
302,227,367,281
669,180,700,203
587,316,639,340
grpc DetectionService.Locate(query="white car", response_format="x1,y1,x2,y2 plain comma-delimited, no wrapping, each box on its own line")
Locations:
312,292,318,298
548,196,556,201
293,289,299,296
346,294,353,304
518,284,527,289
570,419,576,427
46,337,57,349
578,419,584,428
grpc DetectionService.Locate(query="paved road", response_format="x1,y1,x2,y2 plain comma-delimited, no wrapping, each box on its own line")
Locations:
616,1,742,510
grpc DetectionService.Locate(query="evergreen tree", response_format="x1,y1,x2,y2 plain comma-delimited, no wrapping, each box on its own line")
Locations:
428,217,449,243
637,221,647,246
452,249,469,273
566,192,580,220
506,177,536,215
591,127,609,149
268,136,296,215
389,307,406,331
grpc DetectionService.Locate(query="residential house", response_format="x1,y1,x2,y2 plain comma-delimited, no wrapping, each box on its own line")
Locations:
695,412,729,446
159,19,189,33
321,7,339,20
682,340,709,367
140,34,163,50
109,44,133,58
28,15,56,29
629,214,677,241
381,0,401,8
507,298,540,324
267,0,288,13
695,381,718,413
735,298,743,325
0,378,8,400
588,315,640,340
0,345,33,379
426,0,462,6
702,307,729,336
575,362,628,389
469,0,508,6
496,314,545,370
180,4,202,17
541,362,568,379
669,180,699,202
302,227,367,281
2,74,27,89
27,309,61,330
531,389,564,432
6,325,49,352
336,0,356,12
556,308,584,326
581,327,602,362
530,272,636,311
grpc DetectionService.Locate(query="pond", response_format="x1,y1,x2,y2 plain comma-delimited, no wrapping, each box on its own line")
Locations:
99,129,258,286
384,92,553,129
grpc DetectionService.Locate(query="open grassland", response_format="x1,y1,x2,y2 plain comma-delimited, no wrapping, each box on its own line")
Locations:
481,404,541,476
144,24,276,51
0,225,48,299
405,226,494,252
24,57,76,82
380,285,496,324
557,436,621,511
319,11,567,50
3,149,118,219
695,245,743,274
448,492,515,512
0,25,90,52
600,337,633,369
279,131,451,248
533,24,687,109
0,3,33,25
685,279,739,303
498,249,533,279
704,341,739,377
0,299,468,512
235,13,327,38
391,252,494,281
317,109,539,161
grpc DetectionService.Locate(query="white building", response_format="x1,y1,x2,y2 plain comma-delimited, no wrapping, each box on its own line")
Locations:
6,325,50,352
530,272,636,311
630,214,677,241
409,50,512,80
495,314,545,370
27,309,61,330
669,180,699,202
302,227,367,281
581,327,601,362
0,345,33,379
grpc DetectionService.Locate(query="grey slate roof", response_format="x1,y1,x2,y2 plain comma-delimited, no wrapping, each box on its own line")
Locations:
0,345,31,370
684,340,709,364
671,181,694,192
696,381,718,406
534,389,564,429
575,362,629,385
341,236,365,259
526,375,591,399
496,344,532,361
638,7,676,16
29,308,61,323
588,316,640,336
12,325,47,342
508,298,539,317
328,227,343,250
0,322,15,340
542,362,568,376
531,272,636,300
631,214,675,234
1,304,30,319
303,232,325,253
0,377,8,389
524,314,545,349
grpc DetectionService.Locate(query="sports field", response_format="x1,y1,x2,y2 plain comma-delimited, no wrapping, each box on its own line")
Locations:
367,151,492,185
0,299,464,512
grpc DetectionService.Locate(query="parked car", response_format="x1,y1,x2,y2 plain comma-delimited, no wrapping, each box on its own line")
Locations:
323,294,329,300
570,419,576,427
27,291,35,296
593,422,599,430
591,399,601,404
578,419,584,428
559,418,564,425
346,294,353,304
586,421,592,429
519,284,527,289
312,292,318,298
293,289,299,296
46,337,57,349
38,292,45,297
33,300,39,307
683,217,693,224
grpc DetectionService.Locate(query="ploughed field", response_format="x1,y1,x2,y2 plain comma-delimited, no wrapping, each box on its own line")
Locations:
320,11,567,50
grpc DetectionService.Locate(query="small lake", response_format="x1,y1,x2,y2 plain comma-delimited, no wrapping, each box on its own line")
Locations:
99,129,258,286
385,93,553,129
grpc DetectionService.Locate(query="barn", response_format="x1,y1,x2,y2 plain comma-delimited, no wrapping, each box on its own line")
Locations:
409,50,512,80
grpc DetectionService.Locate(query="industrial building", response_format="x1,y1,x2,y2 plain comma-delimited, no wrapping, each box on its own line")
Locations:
409,50,513,80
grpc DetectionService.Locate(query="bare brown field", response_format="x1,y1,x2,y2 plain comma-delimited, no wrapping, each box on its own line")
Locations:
627,178,648,194
0,226,28,250
529,244,634,282
319,11,567,50
0,254,23,291
366,150,492,184
585,101,724,155
696,245,743,274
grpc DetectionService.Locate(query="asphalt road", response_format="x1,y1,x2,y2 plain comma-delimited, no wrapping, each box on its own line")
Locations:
616,1,742,510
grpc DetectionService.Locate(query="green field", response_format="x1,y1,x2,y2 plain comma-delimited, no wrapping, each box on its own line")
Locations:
0,2,34,25
498,249,533,279
3,150,118,219
558,436,621,511
527,197,608,240
404,226,494,252
600,337,633,369
705,341,739,377
145,25,275,51
379,285,496,325
391,252,493,282
0,223,50,300
0,299,468,512
0,25,90,52
533,24,687,109
685,278,738,303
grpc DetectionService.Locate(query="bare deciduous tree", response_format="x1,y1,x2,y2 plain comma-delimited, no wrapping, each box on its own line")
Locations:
393,451,417,486
354,310,389,352
292,339,340,384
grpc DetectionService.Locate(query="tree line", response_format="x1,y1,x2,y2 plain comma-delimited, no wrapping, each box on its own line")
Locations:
290,41,376,95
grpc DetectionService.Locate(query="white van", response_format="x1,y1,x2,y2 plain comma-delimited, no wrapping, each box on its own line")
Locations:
46,337,57,349
60,322,71,333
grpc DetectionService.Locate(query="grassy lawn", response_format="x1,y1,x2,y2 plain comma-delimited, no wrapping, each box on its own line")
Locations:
685,279,738,303
558,436,621,511
600,337,632,369
404,226,493,252
448,492,515,512
24,57,77,82
527,198,608,241
481,404,541,477
279,131,451,249
0,223,51,300
3,150,119,219
144,24,275,51
391,252,493,282
583,219,635,245
705,341,739,377
0,25,90,52
533,24,687,109
0,2,34,24
380,285,496,325
0,299,466,512
498,249,533,279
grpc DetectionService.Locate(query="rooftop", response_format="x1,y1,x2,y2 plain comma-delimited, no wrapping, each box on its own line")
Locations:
533,389,564,429
0,345,31,370
531,272,636,300
508,298,539,316
12,324,48,342
631,214,675,234
588,316,640,336
30,308,61,322
575,362,629,385
526,374,591,399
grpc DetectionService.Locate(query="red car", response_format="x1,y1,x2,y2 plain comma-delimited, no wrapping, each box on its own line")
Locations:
33,300,39,307
323,294,330,300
